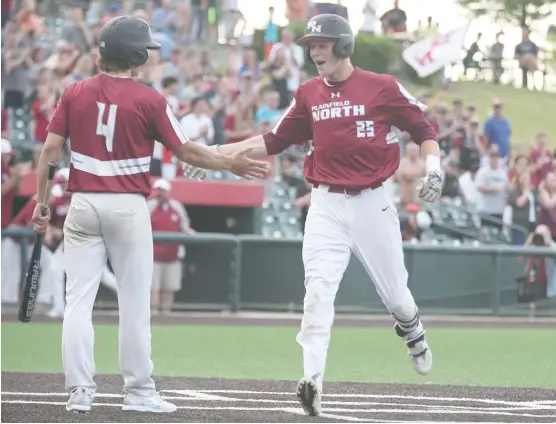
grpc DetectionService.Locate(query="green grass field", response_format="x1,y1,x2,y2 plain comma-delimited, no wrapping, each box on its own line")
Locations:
2,323,556,389
411,81,556,146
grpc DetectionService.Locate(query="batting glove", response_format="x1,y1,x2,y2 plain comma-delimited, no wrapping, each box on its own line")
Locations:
181,163,207,180
417,155,444,203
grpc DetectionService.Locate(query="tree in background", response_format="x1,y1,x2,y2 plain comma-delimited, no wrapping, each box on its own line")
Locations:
458,0,555,88
457,0,554,27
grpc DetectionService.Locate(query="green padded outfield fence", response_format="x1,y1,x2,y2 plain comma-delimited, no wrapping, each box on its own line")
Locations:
3,227,555,317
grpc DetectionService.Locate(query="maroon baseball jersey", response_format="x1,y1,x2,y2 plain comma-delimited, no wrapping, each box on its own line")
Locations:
47,73,189,197
263,68,437,188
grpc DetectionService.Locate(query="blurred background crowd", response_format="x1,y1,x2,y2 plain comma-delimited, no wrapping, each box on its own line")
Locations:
1,0,555,248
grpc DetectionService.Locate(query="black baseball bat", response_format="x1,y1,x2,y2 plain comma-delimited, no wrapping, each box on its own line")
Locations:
18,161,59,323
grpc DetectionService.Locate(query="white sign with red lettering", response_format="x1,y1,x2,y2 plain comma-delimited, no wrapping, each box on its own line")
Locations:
402,25,469,78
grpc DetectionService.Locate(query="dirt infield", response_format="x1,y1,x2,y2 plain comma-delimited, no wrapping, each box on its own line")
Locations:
2,372,556,423
3,308,556,328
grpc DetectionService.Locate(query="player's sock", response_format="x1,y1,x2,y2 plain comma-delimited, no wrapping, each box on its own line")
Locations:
392,308,425,345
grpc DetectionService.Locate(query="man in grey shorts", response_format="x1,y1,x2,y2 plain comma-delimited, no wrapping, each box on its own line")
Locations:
148,179,195,315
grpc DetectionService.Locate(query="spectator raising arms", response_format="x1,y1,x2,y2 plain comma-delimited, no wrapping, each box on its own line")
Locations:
538,172,556,241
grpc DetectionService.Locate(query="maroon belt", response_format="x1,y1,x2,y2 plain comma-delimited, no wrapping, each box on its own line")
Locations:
313,180,382,195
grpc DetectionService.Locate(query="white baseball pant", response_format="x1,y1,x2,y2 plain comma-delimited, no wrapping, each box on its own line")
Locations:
50,240,119,314
62,192,155,395
296,184,424,392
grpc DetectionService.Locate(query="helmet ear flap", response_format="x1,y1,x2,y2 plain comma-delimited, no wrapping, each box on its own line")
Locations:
333,37,354,59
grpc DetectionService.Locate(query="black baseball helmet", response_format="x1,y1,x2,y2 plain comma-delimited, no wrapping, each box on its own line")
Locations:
297,14,355,60
99,16,161,69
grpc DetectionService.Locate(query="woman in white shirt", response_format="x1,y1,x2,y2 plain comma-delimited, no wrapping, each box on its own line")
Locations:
179,96,215,147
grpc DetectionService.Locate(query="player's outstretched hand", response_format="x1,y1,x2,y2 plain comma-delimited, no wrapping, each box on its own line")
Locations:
181,163,207,180
228,147,269,180
417,169,444,203
31,203,51,233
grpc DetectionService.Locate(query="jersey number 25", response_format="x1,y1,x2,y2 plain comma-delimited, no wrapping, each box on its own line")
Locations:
96,101,118,153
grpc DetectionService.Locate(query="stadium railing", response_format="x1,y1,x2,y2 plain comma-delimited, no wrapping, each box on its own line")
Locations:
2,227,555,316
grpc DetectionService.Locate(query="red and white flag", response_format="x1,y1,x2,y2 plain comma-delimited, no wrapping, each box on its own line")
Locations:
402,25,470,78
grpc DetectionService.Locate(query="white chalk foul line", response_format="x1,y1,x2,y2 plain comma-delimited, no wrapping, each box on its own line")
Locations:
178,389,549,407
2,399,556,419
5,391,553,412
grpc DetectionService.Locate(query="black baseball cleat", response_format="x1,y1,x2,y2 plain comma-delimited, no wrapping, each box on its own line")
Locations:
296,376,322,416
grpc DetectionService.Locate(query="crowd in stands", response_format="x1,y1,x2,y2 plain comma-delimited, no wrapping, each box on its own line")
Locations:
1,0,555,248
396,92,555,248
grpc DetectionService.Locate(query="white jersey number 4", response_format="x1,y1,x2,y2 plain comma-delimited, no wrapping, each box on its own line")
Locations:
96,102,118,152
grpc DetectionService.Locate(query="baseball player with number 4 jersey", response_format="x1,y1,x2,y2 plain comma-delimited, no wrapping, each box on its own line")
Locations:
31,16,269,414
183,14,444,416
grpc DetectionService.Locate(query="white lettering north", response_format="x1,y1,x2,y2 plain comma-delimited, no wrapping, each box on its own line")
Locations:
312,104,366,122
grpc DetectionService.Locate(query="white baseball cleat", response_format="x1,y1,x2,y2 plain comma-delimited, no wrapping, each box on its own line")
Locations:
296,376,322,416
66,387,95,413
122,391,177,413
408,338,433,375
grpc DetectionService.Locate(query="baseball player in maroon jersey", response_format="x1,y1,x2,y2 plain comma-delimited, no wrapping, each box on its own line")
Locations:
184,14,445,416
31,16,269,414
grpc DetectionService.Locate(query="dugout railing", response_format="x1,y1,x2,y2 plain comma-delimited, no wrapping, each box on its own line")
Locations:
2,227,556,317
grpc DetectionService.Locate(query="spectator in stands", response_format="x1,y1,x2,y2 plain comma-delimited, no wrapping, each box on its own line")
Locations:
182,74,207,102
2,139,28,229
62,52,94,86
60,1,91,53
515,26,539,88
255,89,282,129
476,143,509,229
263,6,278,58
508,169,537,244
360,0,379,36
380,0,407,34
161,76,188,118
190,0,208,41
463,32,483,78
488,31,505,84
2,28,32,110
451,98,465,123
224,91,255,144
458,162,480,206
509,154,532,188
538,172,556,241
264,43,292,110
268,28,304,103
483,98,511,162
148,179,196,315
529,132,551,187
441,137,462,200
238,48,262,83
395,141,425,207
433,103,458,156
179,96,214,147
460,116,486,172
31,85,55,145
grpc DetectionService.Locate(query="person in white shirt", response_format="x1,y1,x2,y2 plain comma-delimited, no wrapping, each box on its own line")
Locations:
459,162,481,207
179,96,215,147
361,0,379,35
476,144,509,228
268,29,304,97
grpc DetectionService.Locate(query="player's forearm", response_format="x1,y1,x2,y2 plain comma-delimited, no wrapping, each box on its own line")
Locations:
36,135,64,203
175,142,232,171
420,139,441,173
216,135,269,159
